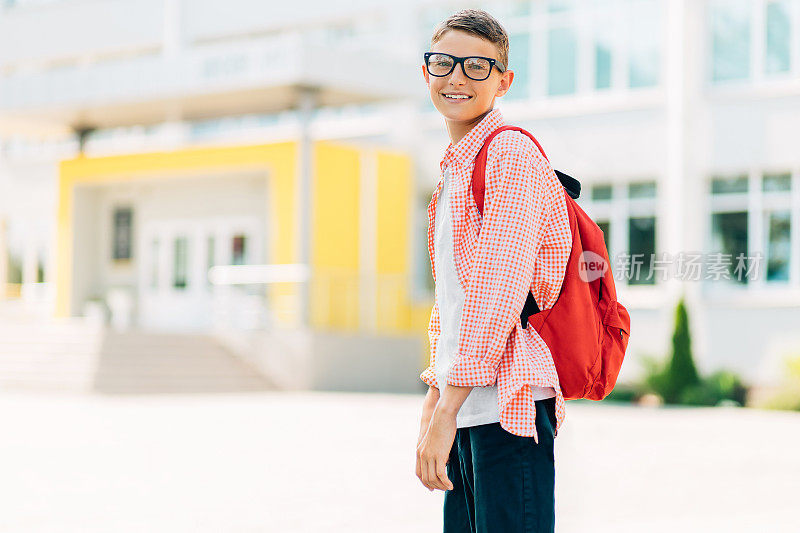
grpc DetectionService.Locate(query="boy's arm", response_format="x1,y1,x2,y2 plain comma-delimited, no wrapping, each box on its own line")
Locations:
417,385,440,443
435,384,473,416
446,133,562,387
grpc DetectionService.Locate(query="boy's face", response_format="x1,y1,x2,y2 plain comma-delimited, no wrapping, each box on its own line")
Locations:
421,29,514,128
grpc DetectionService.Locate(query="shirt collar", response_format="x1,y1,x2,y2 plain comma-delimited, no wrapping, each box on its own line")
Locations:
439,107,505,174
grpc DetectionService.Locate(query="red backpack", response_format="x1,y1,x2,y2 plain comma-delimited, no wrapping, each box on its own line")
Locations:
472,125,631,401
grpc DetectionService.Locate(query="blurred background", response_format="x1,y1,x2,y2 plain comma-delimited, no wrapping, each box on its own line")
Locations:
0,0,799,531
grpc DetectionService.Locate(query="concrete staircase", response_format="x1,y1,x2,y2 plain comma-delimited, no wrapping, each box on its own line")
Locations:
92,330,275,393
0,306,275,393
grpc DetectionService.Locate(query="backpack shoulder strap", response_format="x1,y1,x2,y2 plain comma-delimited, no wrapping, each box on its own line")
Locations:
471,125,549,216
470,125,550,323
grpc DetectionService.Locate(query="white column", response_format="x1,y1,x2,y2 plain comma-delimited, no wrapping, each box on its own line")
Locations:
671,0,711,368
162,0,184,60
295,85,319,328
159,111,187,151
748,167,763,287
664,0,689,303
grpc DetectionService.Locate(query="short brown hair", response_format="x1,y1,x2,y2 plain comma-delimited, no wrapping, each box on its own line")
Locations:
430,9,509,71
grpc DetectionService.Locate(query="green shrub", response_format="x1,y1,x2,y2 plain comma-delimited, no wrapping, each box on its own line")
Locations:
637,297,748,407
679,371,747,406
603,383,640,403
641,353,671,400
662,298,700,403
708,370,747,405
638,298,701,403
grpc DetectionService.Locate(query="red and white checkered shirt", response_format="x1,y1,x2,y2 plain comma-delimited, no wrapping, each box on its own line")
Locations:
420,107,572,444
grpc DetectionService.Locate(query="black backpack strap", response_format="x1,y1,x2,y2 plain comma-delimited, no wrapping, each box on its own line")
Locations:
520,292,540,329
555,169,581,199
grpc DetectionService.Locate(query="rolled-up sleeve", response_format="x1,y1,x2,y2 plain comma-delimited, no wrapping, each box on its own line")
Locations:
445,133,561,387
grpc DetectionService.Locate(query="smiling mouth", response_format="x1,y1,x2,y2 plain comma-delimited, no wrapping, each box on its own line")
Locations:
442,94,473,102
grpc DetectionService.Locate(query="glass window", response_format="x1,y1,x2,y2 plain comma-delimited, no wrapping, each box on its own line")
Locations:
206,236,215,287
479,0,532,18
765,0,791,75
7,252,22,284
595,39,613,90
112,207,133,261
765,210,791,282
763,172,792,192
548,0,573,13
592,0,615,90
150,239,159,290
173,236,188,290
507,32,531,100
628,0,660,88
548,26,577,96
597,220,611,255
710,211,749,284
232,234,247,265
591,184,613,201
711,175,749,194
628,180,657,199
584,176,660,286
628,216,656,285
710,0,752,83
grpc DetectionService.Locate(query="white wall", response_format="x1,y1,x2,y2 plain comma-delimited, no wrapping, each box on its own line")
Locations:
0,0,165,68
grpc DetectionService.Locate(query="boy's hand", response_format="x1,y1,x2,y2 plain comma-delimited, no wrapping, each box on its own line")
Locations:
415,408,456,492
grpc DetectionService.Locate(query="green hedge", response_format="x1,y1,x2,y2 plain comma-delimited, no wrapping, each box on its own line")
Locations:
602,296,748,407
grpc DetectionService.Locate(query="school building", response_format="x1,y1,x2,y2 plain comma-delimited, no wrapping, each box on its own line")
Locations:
1,0,799,397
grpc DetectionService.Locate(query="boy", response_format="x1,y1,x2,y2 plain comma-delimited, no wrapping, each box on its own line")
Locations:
414,9,572,533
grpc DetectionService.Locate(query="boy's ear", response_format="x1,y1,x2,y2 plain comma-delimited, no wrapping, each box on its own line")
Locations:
496,70,514,97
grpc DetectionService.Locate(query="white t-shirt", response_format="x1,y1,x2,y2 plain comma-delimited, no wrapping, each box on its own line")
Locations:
433,165,555,428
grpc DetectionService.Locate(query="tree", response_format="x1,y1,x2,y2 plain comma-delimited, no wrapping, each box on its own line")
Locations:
662,296,700,403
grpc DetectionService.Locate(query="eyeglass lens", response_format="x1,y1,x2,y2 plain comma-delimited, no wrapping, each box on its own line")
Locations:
426,53,492,80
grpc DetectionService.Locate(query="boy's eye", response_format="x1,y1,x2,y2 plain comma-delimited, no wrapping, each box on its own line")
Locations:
465,59,490,71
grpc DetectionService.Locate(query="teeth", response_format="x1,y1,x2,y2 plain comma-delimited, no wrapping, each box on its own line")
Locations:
444,94,470,99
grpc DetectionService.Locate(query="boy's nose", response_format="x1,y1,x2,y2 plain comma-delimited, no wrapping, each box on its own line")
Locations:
448,63,469,84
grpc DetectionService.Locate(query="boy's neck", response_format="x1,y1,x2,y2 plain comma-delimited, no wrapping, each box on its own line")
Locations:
446,107,494,146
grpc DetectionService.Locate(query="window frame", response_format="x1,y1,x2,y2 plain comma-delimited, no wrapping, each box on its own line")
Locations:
579,178,660,289
704,168,800,299
707,0,800,91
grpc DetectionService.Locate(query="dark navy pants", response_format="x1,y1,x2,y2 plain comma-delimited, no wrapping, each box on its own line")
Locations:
443,397,557,533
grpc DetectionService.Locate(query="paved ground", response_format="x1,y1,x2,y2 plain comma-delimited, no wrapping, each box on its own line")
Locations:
0,390,798,532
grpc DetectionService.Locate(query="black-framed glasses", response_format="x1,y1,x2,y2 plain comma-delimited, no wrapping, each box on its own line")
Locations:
424,52,506,81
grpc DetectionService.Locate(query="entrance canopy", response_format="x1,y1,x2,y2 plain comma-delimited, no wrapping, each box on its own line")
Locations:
0,32,420,134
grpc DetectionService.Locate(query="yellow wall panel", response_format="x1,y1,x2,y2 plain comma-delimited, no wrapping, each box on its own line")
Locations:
310,141,360,331
376,150,412,332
